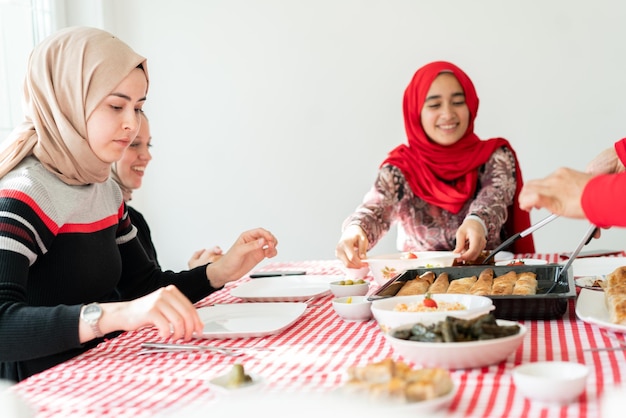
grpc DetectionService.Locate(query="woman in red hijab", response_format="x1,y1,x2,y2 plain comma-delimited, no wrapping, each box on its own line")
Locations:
336,61,534,268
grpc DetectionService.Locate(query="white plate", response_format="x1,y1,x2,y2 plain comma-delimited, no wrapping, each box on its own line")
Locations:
495,258,548,266
208,372,262,392
572,257,626,278
494,251,514,262
575,276,605,290
230,275,340,302
576,288,626,333
195,302,307,339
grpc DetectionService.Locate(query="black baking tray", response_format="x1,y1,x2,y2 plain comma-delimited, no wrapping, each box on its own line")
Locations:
368,264,575,320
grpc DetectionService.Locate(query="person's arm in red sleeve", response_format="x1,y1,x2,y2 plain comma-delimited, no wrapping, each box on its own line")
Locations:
581,171,626,227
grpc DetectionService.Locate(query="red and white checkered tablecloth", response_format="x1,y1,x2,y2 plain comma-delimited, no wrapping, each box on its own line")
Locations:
9,256,626,417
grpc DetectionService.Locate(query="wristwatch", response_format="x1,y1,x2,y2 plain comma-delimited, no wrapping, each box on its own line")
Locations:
81,303,104,338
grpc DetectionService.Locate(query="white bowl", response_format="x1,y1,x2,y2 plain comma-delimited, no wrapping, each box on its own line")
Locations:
384,319,526,369
367,252,459,286
512,361,589,404
329,280,369,298
332,296,372,321
371,294,495,333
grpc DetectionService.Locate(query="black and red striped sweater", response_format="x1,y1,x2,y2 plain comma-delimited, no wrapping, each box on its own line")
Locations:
0,157,218,382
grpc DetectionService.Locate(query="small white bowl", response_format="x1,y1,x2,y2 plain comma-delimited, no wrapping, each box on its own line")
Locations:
371,294,495,333
367,252,459,286
512,361,589,405
329,280,369,298
332,296,372,321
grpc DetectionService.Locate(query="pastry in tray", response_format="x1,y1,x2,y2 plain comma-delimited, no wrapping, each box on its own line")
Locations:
343,358,454,402
604,266,626,324
394,268,537,296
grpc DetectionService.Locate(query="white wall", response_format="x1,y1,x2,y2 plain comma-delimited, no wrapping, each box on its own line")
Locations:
57,0,626,269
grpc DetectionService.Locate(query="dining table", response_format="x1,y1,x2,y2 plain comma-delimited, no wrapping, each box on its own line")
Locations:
6,253,626,418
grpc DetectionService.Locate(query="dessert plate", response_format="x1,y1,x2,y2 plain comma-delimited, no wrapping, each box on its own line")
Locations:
195,302,307,339
230,274,340,302
576,288,626,333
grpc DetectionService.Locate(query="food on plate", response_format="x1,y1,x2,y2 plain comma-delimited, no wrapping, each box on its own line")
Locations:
428,272,450,294
225,363,253,388
344,358,454,402
604,266,626,324
453,250,494,266
393,296,466,313
401,252,419,259
469,268,494,296
506,259,526,266
446,276,477,294
391,313,520,343
336,279,366,285
422,293,438,308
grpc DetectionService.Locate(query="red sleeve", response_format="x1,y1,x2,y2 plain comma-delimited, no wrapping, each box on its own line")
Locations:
615,138,626,165
581,172,626,227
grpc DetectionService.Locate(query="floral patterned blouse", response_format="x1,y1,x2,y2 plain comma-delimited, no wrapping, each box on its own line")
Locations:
342,146,517,252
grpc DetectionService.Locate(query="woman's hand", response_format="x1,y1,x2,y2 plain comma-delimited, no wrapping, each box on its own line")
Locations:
205,228,278,288
188,246,223,269
454,218,487,261
335,224,369,268
518,167,592,218
84,285,203,343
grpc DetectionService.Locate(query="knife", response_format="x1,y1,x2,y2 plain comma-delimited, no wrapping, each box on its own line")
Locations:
249,270,306,278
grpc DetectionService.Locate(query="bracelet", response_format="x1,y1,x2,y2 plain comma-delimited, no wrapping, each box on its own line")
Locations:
465,213,488,236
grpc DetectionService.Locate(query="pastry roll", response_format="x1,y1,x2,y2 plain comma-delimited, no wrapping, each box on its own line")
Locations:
447,276,477,294
470,268,494,295
396,276,430,296
428,273,450,294
513,272,538,295
491,271,517,295
604,266,626,325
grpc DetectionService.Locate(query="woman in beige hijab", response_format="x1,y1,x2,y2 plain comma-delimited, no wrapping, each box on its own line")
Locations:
0,26,278,383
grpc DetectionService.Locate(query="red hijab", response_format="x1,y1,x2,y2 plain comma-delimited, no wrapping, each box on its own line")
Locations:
383,61,534,253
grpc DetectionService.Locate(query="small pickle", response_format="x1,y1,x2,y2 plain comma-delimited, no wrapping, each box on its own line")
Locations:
226,363,253,388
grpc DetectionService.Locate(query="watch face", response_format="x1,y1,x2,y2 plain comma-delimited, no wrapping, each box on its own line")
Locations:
83,304,102,320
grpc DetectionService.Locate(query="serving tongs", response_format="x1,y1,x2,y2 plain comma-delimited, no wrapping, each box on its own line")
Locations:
545,223,599,294
137,342,275,357
482,213,559,265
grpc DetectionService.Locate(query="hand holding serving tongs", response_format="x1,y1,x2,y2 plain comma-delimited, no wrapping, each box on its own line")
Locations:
482,213,559,264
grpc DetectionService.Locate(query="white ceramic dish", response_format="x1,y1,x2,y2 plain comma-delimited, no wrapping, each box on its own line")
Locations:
195,302,307,339
371,294,495,333
572,257,626,278
208,372,262,392
495,258,548,266
576,288,626,333
512,361,588,405
348,384,457,413
494,251,514,262
367,252,459,286
230,274,340,302
329,280,369,298
384,319,526,369
332,296,372,321
575,276,605,290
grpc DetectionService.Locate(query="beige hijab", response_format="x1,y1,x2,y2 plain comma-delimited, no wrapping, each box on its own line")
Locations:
0,26,148,185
